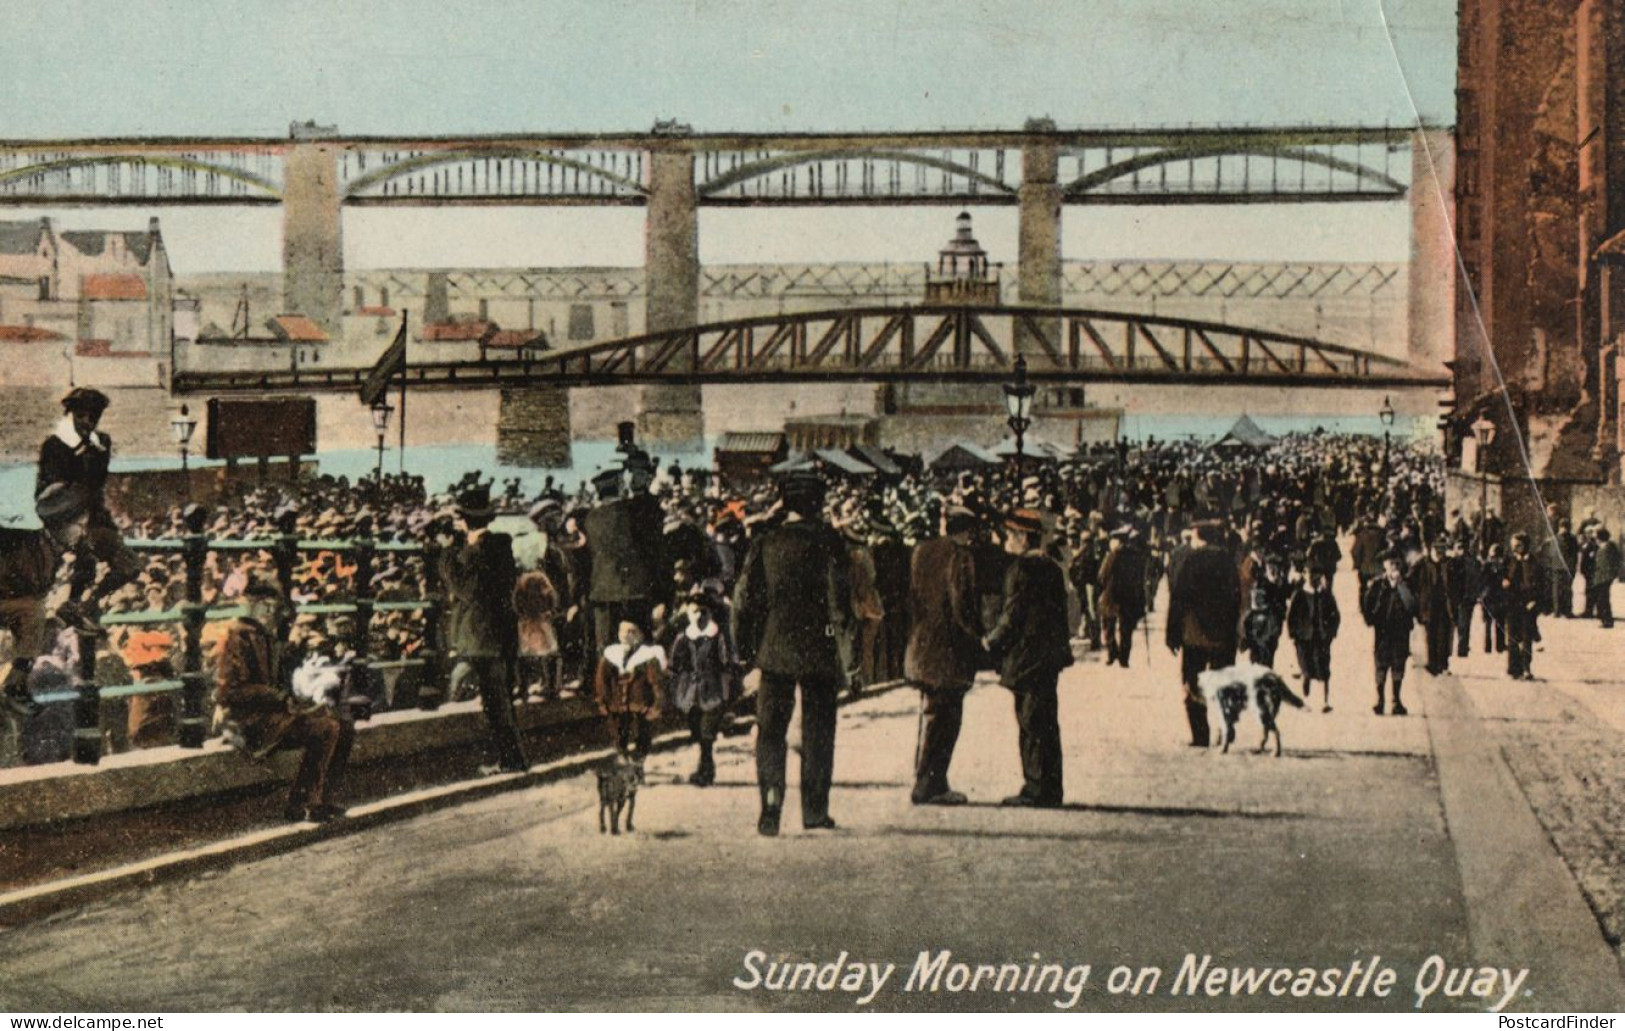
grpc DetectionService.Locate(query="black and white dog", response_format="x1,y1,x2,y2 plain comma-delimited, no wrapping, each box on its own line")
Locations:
1195,662,1305,757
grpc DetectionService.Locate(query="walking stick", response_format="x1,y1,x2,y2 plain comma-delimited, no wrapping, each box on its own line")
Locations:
913,684,927,780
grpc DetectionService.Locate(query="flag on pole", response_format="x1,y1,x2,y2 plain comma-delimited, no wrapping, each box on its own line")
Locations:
360,313,407,407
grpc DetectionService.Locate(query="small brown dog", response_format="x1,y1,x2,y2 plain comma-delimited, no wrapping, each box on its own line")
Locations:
596,754,642,834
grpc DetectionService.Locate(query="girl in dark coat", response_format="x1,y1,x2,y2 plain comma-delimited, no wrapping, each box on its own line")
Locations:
1286,569,1341,712
668,588,739,786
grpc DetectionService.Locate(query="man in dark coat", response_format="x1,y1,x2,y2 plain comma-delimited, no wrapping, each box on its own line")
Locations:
1444,535,1480,659
1165,521,1241,747
1096,527,1147,668
1286,568,1340,711
984,509,1073,808
1503,533,1541,678
583,455,666,659
1549,519,1578,618
1164,526,1196,610
733,472,853,836
439,484,528,773
1362,554,1416,715
871,531,912,683
1410,539,1453,675
1067,520,1109,649
1306,528,1343,590
216,582,353,822
36,388,141,631
903,507,984,806
1350,516,1387,593
1591,528,1620,628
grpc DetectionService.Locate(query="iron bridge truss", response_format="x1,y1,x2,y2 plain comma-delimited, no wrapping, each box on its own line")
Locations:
173,305,1449,395
0,126,1422,207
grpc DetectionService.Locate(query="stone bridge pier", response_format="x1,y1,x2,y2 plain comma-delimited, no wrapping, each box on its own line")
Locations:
638,142,705,447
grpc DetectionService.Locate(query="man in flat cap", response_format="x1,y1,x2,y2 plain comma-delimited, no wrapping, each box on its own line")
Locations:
733,471,853,836
37,387,141,633
216,581,353,822
439,483,528,773
984,509,1073,807
904,505,984,805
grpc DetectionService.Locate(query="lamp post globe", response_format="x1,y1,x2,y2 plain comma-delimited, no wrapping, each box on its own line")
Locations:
1378,395,1395,479
1003,354,1035,475
1471,414,1497,532
170,404,198,498
370,401,394,484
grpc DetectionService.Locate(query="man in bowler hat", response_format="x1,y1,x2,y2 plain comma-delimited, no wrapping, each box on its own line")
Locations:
984,508,1073,807
439,483,528,773
733,471,853,836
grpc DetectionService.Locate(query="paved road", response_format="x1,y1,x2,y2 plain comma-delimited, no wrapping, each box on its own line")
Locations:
4,562,1620,1012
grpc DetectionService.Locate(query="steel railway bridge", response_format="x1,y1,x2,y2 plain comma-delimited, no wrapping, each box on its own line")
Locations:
172,304,1447,395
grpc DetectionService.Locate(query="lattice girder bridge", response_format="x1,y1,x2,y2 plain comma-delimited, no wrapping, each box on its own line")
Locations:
173,304,1449,395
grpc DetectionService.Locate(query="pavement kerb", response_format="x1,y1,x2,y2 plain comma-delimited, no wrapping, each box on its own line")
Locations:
1418,667,1625,1011
0,680,911,928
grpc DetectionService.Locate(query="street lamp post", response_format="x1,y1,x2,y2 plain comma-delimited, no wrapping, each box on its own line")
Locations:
1003,354,1035,476
370,400,394,485
1379,395,1395,480
1471,414,1497,545
169,404,198,500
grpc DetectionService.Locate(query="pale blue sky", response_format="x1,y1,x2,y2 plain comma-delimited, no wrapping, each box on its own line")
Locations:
3,0,1455,270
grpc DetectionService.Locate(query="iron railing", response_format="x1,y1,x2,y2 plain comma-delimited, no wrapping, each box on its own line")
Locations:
45,506,445,766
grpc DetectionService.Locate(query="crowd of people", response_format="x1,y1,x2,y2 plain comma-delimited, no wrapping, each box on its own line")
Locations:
2,388,1622,835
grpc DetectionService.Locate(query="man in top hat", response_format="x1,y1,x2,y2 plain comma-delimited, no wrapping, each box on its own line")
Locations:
1165,520,1242,746
37,387,141,632
215,581,353,822
983,508,1073,807
438,483,529,773
903,505,985,806
583,452,667,666
733,470,853,836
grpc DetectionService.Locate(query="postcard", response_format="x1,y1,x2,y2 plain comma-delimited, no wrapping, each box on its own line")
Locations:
0,0,1620,1017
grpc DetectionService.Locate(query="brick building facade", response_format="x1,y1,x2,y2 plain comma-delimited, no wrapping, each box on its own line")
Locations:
1453,0,1625,490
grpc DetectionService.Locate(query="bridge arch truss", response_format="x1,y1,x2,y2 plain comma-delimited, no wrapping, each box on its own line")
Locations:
174,304,1448,396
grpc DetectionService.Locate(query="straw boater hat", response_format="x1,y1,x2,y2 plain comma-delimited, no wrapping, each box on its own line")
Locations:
1005,509,1044,537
